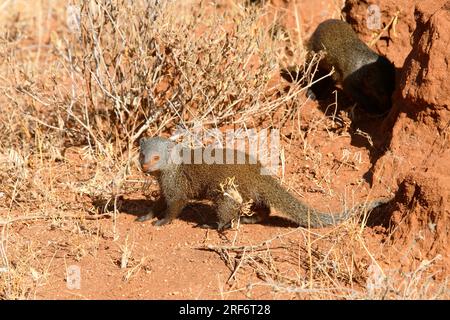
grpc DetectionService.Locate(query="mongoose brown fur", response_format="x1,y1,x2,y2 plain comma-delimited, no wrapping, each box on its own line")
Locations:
138,137,389,229
283,19,395,114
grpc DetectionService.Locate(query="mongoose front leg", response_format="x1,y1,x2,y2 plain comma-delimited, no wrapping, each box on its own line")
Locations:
136,196,168,222
152,198,187,226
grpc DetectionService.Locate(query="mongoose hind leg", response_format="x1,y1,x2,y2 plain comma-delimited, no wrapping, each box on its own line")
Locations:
240,203,271,224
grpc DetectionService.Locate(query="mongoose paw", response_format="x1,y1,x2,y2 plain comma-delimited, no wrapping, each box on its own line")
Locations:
135,212,154,222
240,215,262,224
152,218,172,226
217,221,232,231
196,223,217,229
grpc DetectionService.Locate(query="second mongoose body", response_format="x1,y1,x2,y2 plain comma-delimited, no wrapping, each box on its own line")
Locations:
309,19,395,114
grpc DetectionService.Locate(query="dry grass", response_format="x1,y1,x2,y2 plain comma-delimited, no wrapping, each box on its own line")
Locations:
199,221,448,299
0,0,447,300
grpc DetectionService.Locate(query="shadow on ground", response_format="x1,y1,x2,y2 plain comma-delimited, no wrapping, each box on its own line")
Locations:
92,196,301,229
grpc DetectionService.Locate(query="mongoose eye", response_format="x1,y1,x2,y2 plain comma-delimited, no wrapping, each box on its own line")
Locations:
153,155,160,162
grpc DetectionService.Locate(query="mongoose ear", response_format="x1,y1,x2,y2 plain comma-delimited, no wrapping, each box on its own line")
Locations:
139,137,146,149
165,140,176,154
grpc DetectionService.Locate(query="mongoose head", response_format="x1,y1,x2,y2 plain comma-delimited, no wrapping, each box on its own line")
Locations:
139,137,175,173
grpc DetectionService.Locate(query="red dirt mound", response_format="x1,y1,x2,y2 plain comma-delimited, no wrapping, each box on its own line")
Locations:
367,0,449,275
388,174,449,275
343,0,416,68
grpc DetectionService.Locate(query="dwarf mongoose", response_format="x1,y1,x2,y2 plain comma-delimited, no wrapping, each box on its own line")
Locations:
311,19,395,114
283,19,395,114
137,137,389,230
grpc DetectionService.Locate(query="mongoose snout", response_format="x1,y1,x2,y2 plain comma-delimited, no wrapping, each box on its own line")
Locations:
139,138,167,173
140,154,161,173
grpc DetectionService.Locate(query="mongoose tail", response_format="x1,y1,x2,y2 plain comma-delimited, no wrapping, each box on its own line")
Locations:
138,136,392,229
261,176,391,227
